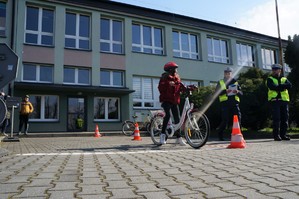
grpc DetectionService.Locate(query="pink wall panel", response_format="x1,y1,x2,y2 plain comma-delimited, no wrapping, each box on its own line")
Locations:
100,54,125,70
64,49,92,67
22,45,54,64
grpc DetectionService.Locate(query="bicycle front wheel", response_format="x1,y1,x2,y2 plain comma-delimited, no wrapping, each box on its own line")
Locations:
185,111,210,149
122,121,135,136
150,115,163,145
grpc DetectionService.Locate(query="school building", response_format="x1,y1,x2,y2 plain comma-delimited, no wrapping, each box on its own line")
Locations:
0,0,288,133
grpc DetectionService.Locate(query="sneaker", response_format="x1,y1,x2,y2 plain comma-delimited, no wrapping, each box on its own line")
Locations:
24,132,28,136
274,136,282,141
175,137,187,146
3,133,8,137
17,132,22,136
281,136,290,141
160,134,166,145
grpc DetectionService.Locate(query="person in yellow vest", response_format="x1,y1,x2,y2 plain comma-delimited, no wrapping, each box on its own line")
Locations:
266,64,292,141
18,95,34,136
216,67,242,141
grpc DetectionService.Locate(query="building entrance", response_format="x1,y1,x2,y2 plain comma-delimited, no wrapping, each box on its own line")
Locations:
67,97,86,132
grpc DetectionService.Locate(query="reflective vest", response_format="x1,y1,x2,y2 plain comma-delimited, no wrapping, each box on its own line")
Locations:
267,76,290,101
218,80,240,102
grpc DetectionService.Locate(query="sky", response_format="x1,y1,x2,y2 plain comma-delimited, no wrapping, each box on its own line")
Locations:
111,0,298,40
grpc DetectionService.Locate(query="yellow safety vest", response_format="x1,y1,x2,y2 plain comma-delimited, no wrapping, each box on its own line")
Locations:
267,76,290,101
218,80,240,102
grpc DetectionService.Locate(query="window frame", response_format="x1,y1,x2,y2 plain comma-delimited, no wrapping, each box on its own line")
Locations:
93,97,120,121
65,12,90,50
100,18,123,54
29,95,59,122
133,76,160,109
132,23,164,55
63,66,91,85
22,63,54,83
172,30,199,60
261,47,276,70
207,37,230,64
0,1,6,36
236,42,255,67
100,70,124,87
24,5,54,46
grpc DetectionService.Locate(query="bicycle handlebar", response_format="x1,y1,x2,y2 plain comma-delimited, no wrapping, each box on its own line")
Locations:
180,83,198,96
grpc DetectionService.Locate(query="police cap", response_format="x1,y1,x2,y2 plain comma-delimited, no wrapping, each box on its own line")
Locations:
224,67,233,72
271,64,282,70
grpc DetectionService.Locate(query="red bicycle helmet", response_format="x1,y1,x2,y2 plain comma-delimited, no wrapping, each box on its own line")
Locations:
164,62,178,71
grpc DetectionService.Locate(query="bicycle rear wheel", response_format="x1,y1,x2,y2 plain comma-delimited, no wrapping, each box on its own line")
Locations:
185,111,210,149
122,121,135,136
0,98,7,125
149,115,163,145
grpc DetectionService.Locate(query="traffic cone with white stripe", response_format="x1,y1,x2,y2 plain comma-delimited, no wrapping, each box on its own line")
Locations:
132,123,142,141
94,124,101,138
227,115,246,149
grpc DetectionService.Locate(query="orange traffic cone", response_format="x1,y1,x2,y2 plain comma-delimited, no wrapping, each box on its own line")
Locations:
132,123,142,141
227,115,246,149
94,124,101,138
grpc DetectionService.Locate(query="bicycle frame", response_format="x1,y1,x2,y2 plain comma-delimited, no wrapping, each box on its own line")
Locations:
166,96,194,137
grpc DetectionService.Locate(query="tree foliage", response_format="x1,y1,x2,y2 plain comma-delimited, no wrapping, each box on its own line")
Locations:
237,68,271,130
285,34,299,126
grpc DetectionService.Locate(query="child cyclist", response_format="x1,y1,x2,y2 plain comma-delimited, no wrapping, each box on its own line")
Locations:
158,61,187,146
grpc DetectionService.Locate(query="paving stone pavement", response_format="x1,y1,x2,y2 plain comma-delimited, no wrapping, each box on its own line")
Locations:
0,135,299,199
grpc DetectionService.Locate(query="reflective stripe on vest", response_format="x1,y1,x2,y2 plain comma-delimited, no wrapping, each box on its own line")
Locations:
267,76,290,101
218,80,240,102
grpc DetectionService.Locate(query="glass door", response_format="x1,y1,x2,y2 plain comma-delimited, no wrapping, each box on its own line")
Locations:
67,97,86,131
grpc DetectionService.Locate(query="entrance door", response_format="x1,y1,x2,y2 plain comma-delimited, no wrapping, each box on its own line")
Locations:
67,97,86,131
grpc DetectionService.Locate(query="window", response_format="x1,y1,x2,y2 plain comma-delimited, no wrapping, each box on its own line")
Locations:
100,18,123,53
133,76,160,109
181,80,201,87
0,1,6,36
65,12,90,49
23,64,53,83
100,70,124,87
63,67,90,85
132,24,163,55
207,37,229,64
173,31,199,59
94,97,120,121
236,43,255,67
261,48,276,70
30,95,59,121
25,6,54,46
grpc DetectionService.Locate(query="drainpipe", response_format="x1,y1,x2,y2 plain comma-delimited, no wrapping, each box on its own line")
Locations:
9,0,16,96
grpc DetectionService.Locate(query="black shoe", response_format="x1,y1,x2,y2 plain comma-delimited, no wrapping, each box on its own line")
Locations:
274,136,282,141
281,136,290,141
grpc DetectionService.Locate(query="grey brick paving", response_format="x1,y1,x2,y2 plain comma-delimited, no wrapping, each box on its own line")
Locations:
0,136,299,198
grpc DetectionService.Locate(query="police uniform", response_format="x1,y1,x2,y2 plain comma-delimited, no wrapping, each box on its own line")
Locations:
216,67,242,141
266,64,292,141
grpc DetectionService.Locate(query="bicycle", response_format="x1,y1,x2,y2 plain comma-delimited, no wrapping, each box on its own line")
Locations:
149,84,210,149
122,110,164,136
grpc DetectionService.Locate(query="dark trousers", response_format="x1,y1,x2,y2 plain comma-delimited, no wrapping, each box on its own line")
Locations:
19,114,29,133
217,102,241,139
161,102,181,138
271,100,289,138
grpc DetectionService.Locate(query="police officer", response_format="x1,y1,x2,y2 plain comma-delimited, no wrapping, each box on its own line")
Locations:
216,67,242,141
266,64,292,141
